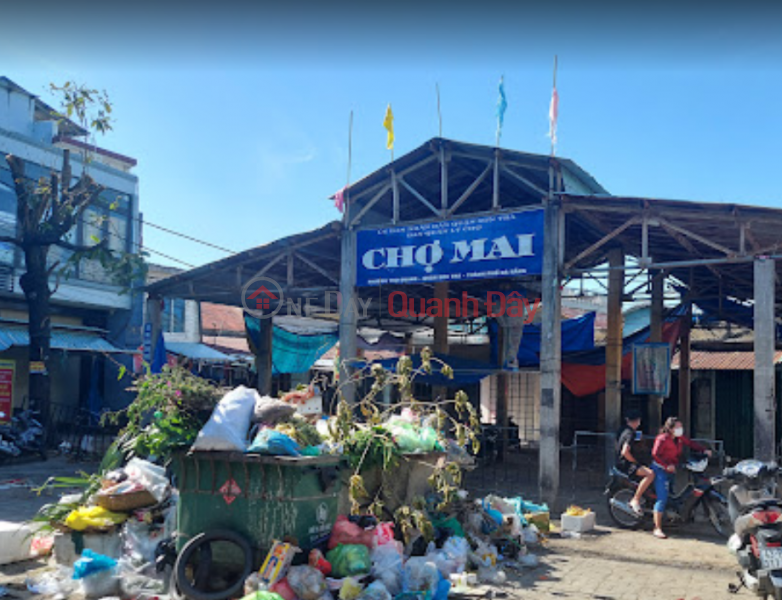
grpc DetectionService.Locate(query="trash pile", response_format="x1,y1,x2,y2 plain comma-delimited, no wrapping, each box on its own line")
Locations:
25,373,551,600
25,457,177,599
239,493,548,600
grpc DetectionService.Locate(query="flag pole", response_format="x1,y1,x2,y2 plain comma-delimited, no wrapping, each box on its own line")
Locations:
436,82,442,138
336,110,353,221
347,109,353,188
551,55,558,157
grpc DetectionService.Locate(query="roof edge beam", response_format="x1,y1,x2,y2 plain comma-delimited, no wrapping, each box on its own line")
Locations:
446,161,492,217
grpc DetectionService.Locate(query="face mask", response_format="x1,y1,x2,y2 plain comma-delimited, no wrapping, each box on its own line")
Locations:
673,427,684,438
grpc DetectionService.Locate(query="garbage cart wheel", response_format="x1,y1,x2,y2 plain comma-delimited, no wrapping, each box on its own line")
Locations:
173,529,253,600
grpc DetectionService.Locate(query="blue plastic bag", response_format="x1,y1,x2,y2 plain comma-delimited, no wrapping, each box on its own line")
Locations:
247,429,301,456
72,549,117,580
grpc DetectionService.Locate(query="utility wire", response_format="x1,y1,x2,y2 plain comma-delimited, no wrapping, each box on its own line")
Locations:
137,217,236,254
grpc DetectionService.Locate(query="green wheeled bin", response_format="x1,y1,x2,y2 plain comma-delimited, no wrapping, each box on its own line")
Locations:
172,451,343,564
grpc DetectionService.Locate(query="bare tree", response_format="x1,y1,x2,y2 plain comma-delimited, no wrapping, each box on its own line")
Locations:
3,83,145,428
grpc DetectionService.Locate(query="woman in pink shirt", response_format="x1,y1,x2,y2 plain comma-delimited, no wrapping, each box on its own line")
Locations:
650,417,711,539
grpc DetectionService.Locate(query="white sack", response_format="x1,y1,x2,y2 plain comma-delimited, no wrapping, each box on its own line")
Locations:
190,386,259,451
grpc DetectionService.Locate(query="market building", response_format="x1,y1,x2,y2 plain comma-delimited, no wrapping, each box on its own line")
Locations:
0,76,143,422
145,137,782,506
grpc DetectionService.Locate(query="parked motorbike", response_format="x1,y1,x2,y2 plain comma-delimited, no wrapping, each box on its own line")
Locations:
605,454,731,537
476,418,521,463
723,459,782,599
0,409,47,462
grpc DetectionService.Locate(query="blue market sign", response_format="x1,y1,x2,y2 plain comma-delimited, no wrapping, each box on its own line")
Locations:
356,210,544,286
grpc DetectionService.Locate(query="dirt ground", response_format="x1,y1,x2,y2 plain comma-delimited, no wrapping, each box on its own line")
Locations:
0,523,742,600
0,457,746,600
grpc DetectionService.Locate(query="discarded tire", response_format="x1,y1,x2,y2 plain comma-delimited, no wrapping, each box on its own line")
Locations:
173,529,253,600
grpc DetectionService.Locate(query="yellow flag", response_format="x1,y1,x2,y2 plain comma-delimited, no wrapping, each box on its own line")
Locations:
383,104,394,150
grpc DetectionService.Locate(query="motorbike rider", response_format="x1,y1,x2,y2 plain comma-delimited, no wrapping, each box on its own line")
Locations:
651,416,712,539
615,410,655,515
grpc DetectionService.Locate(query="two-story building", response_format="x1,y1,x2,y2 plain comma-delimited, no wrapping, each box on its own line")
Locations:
0,76,143,421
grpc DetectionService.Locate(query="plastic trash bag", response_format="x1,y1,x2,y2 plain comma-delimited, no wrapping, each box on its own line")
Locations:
403,558,439,593
254,396,297,425
328,515,374,550
433,575,450,600
370,542,403,595
339,577,364,600
522,524,539,545
326,544,371,578
357,581,391,600
385,417,436,454
241,592,285,600
191,386,259,451
124,458,170,502
373,522,395,546
287,565,328,600
65,506,127,531
426,537,469,578
79,570,119,599
309,549,332,576
271,578,297,600
73,549,118,579
247,429,301,456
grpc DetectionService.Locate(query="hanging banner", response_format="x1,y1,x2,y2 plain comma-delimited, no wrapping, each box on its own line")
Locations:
0,360,15,423
632,343,671,396
356,210,544,286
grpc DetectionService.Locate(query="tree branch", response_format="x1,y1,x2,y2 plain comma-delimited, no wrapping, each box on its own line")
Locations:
53,238,108,253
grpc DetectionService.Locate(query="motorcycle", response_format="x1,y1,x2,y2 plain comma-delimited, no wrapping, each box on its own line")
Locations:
723,459,782,599
0,409,47,462
605,454,731,537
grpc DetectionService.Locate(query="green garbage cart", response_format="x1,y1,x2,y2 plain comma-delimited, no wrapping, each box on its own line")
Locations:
172,451,342,561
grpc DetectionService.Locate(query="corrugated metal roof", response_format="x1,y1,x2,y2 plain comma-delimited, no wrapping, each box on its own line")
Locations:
672,350,782,371
0,323,123,353
164,341,232,362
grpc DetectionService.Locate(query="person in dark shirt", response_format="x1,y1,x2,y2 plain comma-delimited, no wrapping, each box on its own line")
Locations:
616,410,655,515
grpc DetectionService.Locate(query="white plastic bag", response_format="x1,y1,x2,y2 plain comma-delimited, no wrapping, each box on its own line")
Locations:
441,537,469,574
124,458,169,503
370,542,404,596
402,557,439,593
287,565,328,600
191,386,259,451
358,581,391,600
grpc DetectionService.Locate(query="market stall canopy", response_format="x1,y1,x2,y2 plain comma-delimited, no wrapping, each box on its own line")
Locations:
0,321,124,353
165,341,233,362
145,137,782,329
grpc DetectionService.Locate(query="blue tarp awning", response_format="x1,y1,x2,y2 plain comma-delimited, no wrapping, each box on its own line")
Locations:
489,312,596,367
245,315,338,375
364,352,499,386
165,341,233,362
0,322,124,353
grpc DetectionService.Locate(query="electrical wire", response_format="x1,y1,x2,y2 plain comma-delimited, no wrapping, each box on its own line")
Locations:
137,217,236,254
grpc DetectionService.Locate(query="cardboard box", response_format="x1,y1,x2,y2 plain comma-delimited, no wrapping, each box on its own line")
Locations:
259,541,299,585
560,511,596,533
524,511,550,533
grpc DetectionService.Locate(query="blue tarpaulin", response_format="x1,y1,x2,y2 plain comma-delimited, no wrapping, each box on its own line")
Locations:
151,332,167,374
489,312,596,366
363,351,498,386
245,315,337,375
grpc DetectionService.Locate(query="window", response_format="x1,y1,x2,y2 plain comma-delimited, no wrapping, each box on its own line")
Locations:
108,213,127,252
162,298,186,333
82,208,103,246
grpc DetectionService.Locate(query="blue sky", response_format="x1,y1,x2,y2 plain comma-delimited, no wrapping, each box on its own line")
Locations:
2,3,781,269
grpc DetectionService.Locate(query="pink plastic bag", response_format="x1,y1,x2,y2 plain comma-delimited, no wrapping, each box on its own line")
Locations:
373,523,395,547
328,516,374,550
